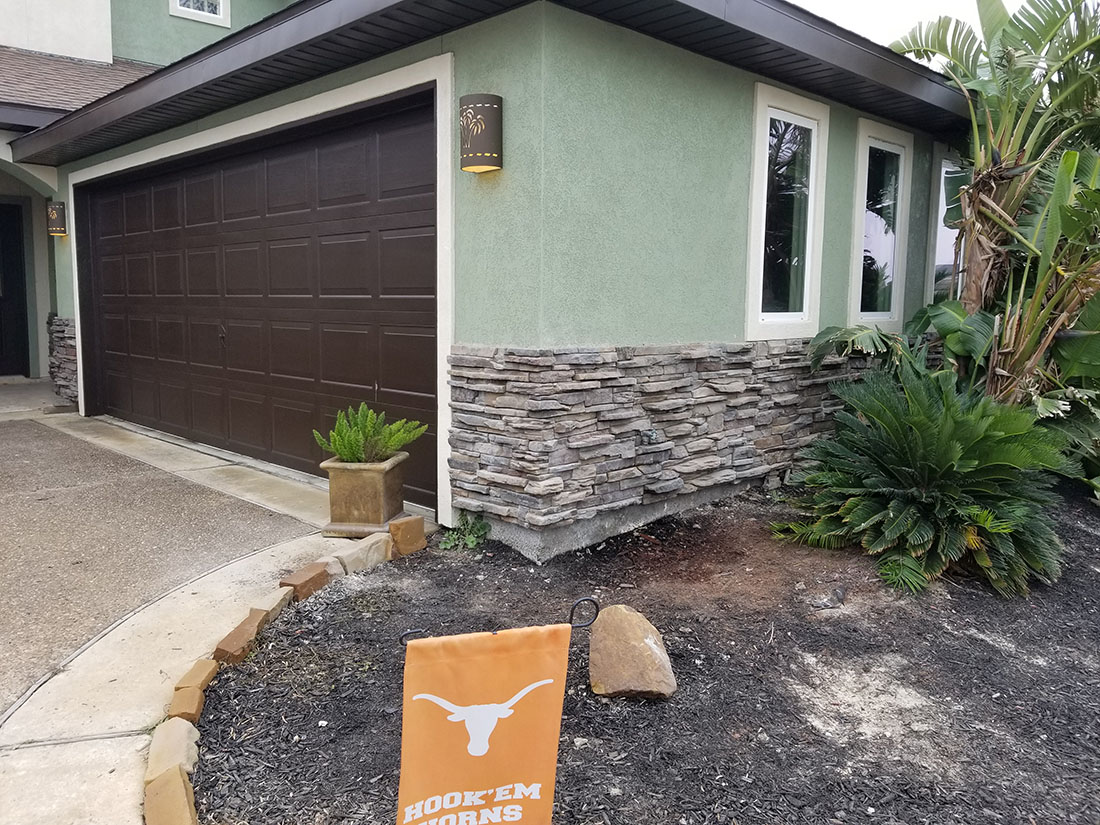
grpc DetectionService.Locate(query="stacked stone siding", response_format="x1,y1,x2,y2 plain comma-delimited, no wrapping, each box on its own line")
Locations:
48,316,78,403
448,340,859,556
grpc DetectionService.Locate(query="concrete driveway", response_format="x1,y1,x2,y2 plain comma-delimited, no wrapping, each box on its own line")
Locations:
0,417,319,710
0,409,360,825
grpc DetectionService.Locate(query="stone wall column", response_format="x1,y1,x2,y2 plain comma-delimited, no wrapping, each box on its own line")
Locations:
48,315,78,403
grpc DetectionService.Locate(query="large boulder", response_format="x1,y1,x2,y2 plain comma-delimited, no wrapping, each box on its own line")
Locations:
588,604,677,699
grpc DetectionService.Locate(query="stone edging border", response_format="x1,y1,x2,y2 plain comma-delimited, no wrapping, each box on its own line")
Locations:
141,516,429,825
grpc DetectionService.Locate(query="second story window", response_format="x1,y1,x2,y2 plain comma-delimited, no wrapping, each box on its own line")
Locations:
170,0,231,27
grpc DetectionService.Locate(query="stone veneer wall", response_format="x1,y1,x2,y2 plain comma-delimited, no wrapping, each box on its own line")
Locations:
448,340,860,560
48,316,78,403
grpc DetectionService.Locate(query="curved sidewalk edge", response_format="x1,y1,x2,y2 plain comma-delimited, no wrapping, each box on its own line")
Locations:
0,531,351,825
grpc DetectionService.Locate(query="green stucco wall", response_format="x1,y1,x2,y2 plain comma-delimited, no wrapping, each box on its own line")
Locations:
54,1,941,348
111,0,293,65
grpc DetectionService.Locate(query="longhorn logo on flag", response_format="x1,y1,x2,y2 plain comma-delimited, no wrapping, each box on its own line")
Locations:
397,624,571,825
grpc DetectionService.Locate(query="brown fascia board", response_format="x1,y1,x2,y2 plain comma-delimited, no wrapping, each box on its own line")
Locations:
0,102,68,132
12,0,967,165
713,0,968,119
9,0,402,163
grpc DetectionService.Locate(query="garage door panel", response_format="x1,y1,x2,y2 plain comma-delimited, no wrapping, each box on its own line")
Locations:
186,248,220,295
89,100,437,507
103,314,128,355
229,391,270,453
126,254,153,295
156,315,187,363
124,191,151,236
379,325,434,398
269,322,314,380
224,243,264,296
318,139,374,208
380,228,434,297
128,316,156,359
223,161,265,222
318,232,374,297
268,238,313,296
153,183,183,231
189,319,224,368
271,399,317,466
154,252,185,296
266,152,314,215
226,320,266,375
159,381,189,429
185,174,220,227
191,386,227,442
97,195,124,238
106,371,132,413
319,323,378,389
101,257,126,296
131,376,158,419
380,123,434,198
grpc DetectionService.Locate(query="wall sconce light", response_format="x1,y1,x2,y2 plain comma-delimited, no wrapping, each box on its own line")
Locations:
459,94,502,173
46,202,67,236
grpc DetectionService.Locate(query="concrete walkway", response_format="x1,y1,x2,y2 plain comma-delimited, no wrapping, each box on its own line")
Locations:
0,411,353,825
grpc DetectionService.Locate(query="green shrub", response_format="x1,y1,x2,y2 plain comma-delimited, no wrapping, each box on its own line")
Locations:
314,403,427,464
773,367,1071,596
439,511,491,551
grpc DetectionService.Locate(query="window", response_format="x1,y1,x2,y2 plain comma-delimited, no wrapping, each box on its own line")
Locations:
170,0,230,27
747,85,829,340
927,154,963,304
849,119,913,330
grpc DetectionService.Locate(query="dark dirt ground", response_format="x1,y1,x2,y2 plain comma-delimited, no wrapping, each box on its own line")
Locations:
194,486,1100,825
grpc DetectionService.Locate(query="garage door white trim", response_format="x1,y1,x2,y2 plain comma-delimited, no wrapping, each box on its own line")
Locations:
67,52,456,526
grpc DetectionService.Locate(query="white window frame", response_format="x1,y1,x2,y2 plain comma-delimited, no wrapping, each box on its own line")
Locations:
169,0,231,28
746,84,829,341
925,143,963,305
848,119,913,331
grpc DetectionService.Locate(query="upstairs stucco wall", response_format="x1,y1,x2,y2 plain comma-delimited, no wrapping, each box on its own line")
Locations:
111,0,294,65
0,0,113,62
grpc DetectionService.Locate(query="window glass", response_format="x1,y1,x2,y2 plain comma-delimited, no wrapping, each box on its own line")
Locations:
178,0,221,13
932,160,962,303
762,116,813,314
859,145,901,314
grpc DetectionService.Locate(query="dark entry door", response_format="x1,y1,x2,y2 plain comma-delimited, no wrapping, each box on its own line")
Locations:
0,204,29,377
83,99,438,506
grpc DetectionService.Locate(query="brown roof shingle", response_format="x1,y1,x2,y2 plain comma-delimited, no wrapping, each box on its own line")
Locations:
0,45,154,112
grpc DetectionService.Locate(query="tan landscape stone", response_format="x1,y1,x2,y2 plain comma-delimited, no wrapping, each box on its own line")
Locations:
315,555,346,578
144,717,200,785
144,763,198,825
251,586,294,623
212,608,268,664
334,533,393,573
173,659,218,693
279,562,332,600
589,604,677,699
167,686,205,724
389,515,427,557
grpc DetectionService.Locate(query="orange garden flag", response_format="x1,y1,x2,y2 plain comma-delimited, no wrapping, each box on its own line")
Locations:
397,624,572,825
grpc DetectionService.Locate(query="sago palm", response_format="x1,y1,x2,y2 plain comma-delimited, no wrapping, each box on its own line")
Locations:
774,368,1071,596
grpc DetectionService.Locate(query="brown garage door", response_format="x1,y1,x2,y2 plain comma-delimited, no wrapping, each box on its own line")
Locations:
81,98,438,507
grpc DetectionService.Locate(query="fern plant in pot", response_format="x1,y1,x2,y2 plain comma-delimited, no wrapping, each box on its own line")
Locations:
314,403,428,537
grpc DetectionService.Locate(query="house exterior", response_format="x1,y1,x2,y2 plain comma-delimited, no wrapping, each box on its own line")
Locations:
1,0,966,559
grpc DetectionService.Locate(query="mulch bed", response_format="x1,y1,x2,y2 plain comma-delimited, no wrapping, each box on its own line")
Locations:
194,486,1100,825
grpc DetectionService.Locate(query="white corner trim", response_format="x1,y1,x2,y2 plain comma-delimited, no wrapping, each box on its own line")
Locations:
66,52,456,526
745,83,829,342
847,118,913,332
169,0,231,28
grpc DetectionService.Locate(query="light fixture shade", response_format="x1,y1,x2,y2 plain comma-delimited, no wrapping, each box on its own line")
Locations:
46,202,67,236
459,94,502,173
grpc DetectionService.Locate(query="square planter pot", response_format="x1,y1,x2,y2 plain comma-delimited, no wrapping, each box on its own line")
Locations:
320,452,409,537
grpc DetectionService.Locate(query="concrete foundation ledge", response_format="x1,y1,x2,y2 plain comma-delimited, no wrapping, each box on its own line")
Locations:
487,481,753,563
